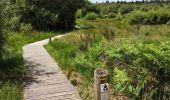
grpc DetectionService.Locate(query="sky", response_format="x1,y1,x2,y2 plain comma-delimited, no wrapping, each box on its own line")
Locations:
90,0,139,3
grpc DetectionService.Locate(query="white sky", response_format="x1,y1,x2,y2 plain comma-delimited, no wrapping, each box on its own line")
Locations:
90,0,140,3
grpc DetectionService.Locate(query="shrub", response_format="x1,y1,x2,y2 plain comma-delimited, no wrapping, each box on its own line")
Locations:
126,11,146,24
20,23,33,33
100,15,108,19
85,12,98,20
119,5,134,15
108,4,120,14
0,4,5,59
108,13,116,18
167,20,170,25
76,9,83,19
140,7,149,12
107,41,170,99
126,9,170,25
2,0,21,31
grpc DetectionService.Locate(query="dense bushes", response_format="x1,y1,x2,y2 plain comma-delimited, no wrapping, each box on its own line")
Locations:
20,23,33,33
107,40,170,99
46,19,170,99
119,5,134,14
0,0,20,59
21,0,84,30
76,9,83,19
0,3,4,59
126,9,170,25
85,12,98,20
0,0,84,31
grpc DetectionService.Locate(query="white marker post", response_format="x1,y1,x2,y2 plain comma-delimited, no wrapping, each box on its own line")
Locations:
94,69,109,100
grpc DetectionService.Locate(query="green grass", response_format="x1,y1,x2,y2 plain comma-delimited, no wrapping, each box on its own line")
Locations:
45,19,170,100
0,82,22,100
0,31,60,100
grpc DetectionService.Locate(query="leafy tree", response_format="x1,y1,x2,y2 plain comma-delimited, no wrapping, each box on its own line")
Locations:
0,0,21,59
26,0,84,30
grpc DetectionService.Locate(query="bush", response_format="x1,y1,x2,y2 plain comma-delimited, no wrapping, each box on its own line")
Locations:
85,12,98,20
167,20,170,25
119,5,134,15
100,15,108,19
126,9,170,25
108,13,116,18
0,4,4,59
2,0,21,31
107,41,170,99
126,11,146,24
76,9,83,19
20,23,33,33
99,14,116,19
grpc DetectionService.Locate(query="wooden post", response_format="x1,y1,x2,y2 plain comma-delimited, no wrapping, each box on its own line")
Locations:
94,68,109,100
49,37,52,44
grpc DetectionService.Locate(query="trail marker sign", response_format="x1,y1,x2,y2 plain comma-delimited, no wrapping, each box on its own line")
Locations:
94,69,110,100
100,83,109,93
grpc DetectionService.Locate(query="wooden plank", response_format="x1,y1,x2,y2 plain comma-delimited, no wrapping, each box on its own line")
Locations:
23,35,81,100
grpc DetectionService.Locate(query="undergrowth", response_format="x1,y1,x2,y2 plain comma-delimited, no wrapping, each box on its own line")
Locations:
45,20,170,100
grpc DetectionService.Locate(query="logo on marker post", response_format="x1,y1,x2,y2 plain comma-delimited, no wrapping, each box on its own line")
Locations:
100,83,109,93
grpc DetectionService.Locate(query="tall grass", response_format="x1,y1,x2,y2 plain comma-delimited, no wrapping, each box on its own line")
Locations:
45,19,170,100
0,82,22,100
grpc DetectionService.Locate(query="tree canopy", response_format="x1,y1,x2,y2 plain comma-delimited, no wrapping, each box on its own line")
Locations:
24,0,84,30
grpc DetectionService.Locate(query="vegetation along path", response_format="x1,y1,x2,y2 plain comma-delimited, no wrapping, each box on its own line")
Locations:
23,34,81,100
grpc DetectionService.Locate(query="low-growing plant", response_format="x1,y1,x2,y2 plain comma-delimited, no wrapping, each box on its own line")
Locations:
108,13,116,19
20,23,33,33
85,12,98,20
46,19,170,100
76,9,83,19
119,5,134,15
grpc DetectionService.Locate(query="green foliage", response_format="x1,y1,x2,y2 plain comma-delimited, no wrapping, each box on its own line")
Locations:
113,67,132,95
0,0,84,31
0,82,22,100
125,10,146,24
85,12,98,20
20,23,33,33
108,13,116,18
81,2,100,16
167,20,170,25
100,13,116,19
46,19,170,99
0,0,22,59
107,40,170,99
76,9,83,19
1,0,21,32
0,1,5,59
26,0,84,30
126,9,170,25
119,5,134,14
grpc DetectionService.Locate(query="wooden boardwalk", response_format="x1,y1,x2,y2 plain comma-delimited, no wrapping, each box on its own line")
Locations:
23,35,81,100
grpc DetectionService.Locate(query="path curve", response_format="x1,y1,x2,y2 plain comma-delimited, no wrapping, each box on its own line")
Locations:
23,34,81,100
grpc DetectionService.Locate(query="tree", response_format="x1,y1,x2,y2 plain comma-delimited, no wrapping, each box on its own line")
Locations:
0,1,6,59
26,0,84,30
0,0,21,59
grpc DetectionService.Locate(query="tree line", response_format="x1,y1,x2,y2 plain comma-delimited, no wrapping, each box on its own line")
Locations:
0,0,85,59
102,0,170,4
